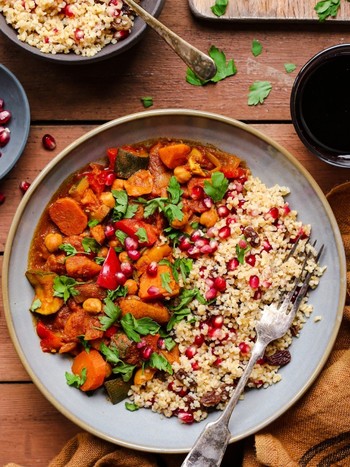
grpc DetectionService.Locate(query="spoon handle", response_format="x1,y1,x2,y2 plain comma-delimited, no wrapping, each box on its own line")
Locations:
123,0,217,81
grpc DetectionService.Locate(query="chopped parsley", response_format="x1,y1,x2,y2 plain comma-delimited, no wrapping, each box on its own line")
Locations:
59,243,78,257
125,401,139,411
140,96,153,108
251,39,263,57
149,353,173,374
111,190,138,221
98,298,121,331
82,237,99,254
204,171,229,202
30,298,42,312
53,275,80,302
65,368,87,388
135,227,148,244
100,342,136,382
211,0,228,16
160,271,173,293
88,219,100,228
314,0,342,20
248,80,272,106
159,257,193,283
236,238,251,263
284,63,297,73
120,313,160,343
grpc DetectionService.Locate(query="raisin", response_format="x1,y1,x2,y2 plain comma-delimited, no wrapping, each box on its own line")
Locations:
243,226,260,247
200,390,222,407
265,349,291,366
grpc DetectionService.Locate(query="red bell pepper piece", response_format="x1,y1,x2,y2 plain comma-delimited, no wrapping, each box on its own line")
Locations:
221,166,248,180
96,247,121,290
114,219,157,246
36,321,62,353
107,147,118,171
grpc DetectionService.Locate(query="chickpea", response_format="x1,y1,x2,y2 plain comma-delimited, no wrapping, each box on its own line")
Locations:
82,298,102,314
112,178,125,191
134,367,156,386
200,207,218,228
100,191,115,208
125,279,138,295
98,246,109,258
173,165,192,184
44,232,63,253
119,251,131,263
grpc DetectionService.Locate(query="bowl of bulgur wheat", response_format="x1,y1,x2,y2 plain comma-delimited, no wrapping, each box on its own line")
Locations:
0,0,165,63
3,109,346,452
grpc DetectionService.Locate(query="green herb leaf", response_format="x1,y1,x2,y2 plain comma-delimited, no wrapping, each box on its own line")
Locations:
315,0,341,21
107,286,128,301
124,204,138,219
100,342,121,365
53,275,79,302
30,298,42,312
167,176,183,204
88,219,100,228
82,237,99,254
160,272,173,293
248,80,272,106
99,298,121,331
164,337,176,351
100,343,136,381
167,307,191,331
65,368,87,388
120,313,160,342
163,226,184,246
284,63,297,73
78,336,91,352
251,39,263,57
211,0,229,16
135,227,148,244
112,361,136,382
170,288,205,312
204,171,229,202
236,239,251,264
163,202,184,223
94,256,105,265
149,353,173,374
115,229,128,246
141,96,153,108
59,243,78,257
125,401,139,411
111,190,128,221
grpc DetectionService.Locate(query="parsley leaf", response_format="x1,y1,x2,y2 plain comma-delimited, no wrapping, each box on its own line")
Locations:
112,190,137,221
82,237,99,254
166,288,205,331
284,63,297,73
186,45,237,86
149,353,173,374
204,171,229,202
59,243,78,257
135,227,148,244
107,286,128,301
115,229,128,246
167,307,191,331
120,313,160,342
98,298,121,331
167,176,183,204
65,368,87,388
236,238,251,263
211,0,228,16
94,256,105,265
53,275,80,302
141,96,153,108
251,39,263,57
125,402,139,411
160,272,173,293
30,298,42,312
88,219,100,228
160,258,193,283
248,80,272,106
315,0,341,20
100,343,136,381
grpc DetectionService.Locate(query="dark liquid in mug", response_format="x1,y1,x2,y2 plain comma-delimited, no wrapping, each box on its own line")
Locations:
301,55,350,153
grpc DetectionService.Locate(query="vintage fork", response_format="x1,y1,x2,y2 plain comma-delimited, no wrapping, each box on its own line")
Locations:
181,241,324,467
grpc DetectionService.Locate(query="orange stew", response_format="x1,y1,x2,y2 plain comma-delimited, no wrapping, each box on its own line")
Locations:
27,139,247,399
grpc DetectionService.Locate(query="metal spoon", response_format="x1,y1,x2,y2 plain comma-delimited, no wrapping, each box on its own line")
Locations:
123,0,217,81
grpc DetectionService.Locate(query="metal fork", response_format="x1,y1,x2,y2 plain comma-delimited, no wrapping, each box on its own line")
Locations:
181,241,324,467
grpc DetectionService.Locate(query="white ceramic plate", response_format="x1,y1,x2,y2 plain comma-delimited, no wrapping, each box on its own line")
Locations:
2,110,346,453
0,64,30,179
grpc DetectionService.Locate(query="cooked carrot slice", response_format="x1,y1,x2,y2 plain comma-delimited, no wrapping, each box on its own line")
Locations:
49,197,88,235
158,143,191,169
71,349,107,392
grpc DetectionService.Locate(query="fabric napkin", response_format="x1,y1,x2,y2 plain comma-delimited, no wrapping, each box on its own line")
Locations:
242,181,350,467
7,182,350,467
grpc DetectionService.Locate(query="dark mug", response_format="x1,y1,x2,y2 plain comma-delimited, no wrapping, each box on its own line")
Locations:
290,44,350,168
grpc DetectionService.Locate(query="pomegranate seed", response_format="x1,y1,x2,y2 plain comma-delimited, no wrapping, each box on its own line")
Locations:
120,261,133,277
266,207,279,220
105,172,115,186
262,280,272,288
114,30,130,40
200,244,214,254
227,258,239,271
0,127,10,147
191,361,200,370
42,133,56,150
178,236,192,251
74,28,84,41
249,275,260,289
257,357,266,365
203,197,213,209
245,254,256,267
262,239,272,252
115,272,126,285
226,216,237,227
147,285,160,296
238,238,247,249
190,230,204,242
136,338,147,349
140,345,153,360
185,345,197,359
125,236,139,251
254,379,264,388
191,185,204,200
104,224,116,239
213,357,222,366
187,245,200,258
238,199,246,208
0,98,4,110
205,287,217,301
127,249,141,261
253,288,262,300
205,278,214,288
0,110,11,124
177,411,194,424
218,226,230,239
147,261,158,277
283,204,291,216
225,189,235,199
206,227,217,238
194,335,205,346
19,180,31,193
207,327,223,340
217,205,230,217
64,4,75,16
239,342,250,354
233,181,243,193
157,338,166,350
211,315,224,328
195,237,209,249
214,277,227,292
209,239,218,252
0,193,5,204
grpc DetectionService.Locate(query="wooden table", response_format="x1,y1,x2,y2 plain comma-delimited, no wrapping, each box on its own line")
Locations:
1,3,349,465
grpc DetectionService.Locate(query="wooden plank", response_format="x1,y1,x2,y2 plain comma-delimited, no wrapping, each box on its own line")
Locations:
189,0,350,21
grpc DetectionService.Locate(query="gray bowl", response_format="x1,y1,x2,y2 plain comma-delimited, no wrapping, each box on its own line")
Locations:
3,110,346,452
0,64,30,179
0,0,165,64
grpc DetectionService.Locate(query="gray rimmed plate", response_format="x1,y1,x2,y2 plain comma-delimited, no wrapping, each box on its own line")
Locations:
0,0,165,64
2,109,346,453
0,64,30,179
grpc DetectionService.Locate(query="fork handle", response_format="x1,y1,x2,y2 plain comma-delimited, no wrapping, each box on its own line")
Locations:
182,340,267,467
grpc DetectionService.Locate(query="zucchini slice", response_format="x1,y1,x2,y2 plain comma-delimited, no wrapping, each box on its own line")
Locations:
104,377,132,404
115,146,149,179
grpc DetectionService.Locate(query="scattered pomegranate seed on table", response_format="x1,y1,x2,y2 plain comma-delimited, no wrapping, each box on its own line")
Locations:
19,181,31,193
42,134,56,150
0,193,5,204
